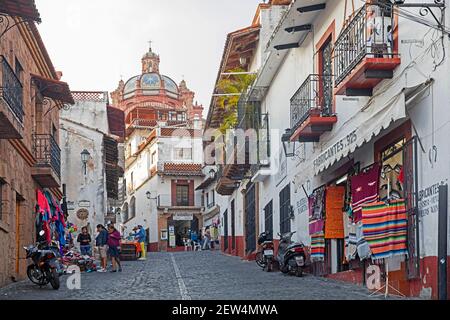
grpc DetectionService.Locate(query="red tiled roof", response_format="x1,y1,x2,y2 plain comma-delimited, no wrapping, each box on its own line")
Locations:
163,163,203,176
0,0,41,22
160,128,202,138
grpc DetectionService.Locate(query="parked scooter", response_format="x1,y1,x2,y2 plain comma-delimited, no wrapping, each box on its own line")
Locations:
256,232,275,272
24,230,64,290
276,231,306,277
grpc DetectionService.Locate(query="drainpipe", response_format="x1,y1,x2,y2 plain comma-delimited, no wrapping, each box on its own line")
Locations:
438,184,448,300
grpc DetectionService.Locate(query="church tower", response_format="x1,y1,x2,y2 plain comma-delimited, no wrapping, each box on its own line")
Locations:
141,44,160,73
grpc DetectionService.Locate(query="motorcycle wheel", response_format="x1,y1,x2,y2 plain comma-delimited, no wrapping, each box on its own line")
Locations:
48,269,60,290
295,267,303,277
280,264,289,274
255,252,266,268
27,265,48,285
265,260,273,272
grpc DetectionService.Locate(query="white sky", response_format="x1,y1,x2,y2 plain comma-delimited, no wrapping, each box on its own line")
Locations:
35,0,262,115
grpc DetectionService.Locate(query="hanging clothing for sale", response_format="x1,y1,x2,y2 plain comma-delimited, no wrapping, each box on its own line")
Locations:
324,186,345,239
350,164,381,222
361,199,408,260
343,213,358,261
311,186,326,220
356,222,371,260
309,219,324,235
310,232,325,262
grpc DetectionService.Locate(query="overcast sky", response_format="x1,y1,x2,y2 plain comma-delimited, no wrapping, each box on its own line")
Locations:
35,0,262,115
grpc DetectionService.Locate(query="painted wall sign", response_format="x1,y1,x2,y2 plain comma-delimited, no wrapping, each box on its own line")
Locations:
418,180,447,217
296,197,309,216
313,130,357,171
276,147,287,187
173,213,193,221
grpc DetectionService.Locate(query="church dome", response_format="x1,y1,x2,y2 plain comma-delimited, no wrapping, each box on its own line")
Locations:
122,73,179,100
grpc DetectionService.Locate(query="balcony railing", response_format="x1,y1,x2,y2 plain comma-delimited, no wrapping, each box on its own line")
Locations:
157,194,202,208
334,3,396,86
290,74,333,132
0,56,24,123
33,134,61,179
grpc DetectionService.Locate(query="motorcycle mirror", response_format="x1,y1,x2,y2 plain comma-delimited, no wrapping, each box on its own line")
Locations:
39,230,45,236
23,246,28,250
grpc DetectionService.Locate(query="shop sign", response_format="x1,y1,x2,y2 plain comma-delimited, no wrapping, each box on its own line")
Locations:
418,180,448,217
276,147,287,187
296,197,309,216
313,130,357,173
78,200,90,208
173,213,194,221
67,201,75,210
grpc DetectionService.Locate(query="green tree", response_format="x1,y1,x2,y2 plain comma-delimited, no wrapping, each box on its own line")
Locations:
216,67,256,133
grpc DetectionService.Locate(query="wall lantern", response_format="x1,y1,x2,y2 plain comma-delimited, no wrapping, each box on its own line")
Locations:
281,128,296,158
146,191,157,200
208,169,216,180
80,149,90,175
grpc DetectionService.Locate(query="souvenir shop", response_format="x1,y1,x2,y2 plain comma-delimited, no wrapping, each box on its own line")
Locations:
307,122,418,295
35,188,97,272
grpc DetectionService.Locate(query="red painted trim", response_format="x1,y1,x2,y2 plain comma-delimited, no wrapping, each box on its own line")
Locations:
148,242,159,252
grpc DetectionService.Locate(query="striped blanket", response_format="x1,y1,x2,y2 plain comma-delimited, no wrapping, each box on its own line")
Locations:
361,200,408,260
310,232,325,262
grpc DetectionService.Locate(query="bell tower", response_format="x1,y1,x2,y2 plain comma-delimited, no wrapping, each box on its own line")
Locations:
141,42,160,73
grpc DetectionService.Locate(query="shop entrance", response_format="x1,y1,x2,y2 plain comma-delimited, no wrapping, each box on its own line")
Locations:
167,215,199,247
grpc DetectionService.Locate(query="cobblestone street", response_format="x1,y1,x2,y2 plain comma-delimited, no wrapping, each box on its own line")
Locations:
0,251,402,300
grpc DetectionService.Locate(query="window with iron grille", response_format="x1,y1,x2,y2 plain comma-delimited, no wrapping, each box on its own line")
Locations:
0,179,5,221
264,200,273,238
279,184,291,235
176,185,189,206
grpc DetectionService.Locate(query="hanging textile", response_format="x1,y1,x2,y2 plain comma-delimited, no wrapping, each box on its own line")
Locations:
356,222,372,260
310,186,326,220
361,199,408,260
324,186,345,239
343,213,358,261
309,219,325,235
350,164,381,222
310,232,325,262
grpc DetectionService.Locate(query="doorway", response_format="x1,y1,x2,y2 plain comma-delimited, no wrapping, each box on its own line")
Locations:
245,184,256,254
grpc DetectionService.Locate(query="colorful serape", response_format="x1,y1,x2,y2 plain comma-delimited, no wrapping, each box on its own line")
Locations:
324,186,345,239
309,219,324,235
361,199,408,260
310,232,325,262
350,164,381,222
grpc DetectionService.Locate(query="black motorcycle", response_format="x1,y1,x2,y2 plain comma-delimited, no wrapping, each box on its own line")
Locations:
24,231,63,290
276,231,306,277
255,232,275,272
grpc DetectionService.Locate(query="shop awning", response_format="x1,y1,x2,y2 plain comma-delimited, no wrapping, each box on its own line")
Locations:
313,79,433,175
31,74,75,105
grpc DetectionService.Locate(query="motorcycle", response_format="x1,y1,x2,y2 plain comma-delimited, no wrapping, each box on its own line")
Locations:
276,231,306,277
24,230,64,290
255,232,275,272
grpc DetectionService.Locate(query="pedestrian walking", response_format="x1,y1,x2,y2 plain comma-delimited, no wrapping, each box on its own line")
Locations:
77,226,92,256
202,227,211,250
134,225,147,260
95,224,108,272
107,224,122,272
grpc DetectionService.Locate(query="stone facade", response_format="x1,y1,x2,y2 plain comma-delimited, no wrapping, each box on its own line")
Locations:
0,14,67,287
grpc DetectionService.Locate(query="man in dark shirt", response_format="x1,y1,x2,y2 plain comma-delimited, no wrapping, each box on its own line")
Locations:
95,224,108,272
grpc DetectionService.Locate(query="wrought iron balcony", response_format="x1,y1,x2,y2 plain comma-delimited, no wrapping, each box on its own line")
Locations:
32,134,61,187
290,74,336,142
0,56,24,138
0,56,23,122
334,3,400,96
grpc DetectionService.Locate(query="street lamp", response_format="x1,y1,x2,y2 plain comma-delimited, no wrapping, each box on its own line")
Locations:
281,129,296,158
81,149,90,175
208,169,216,180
